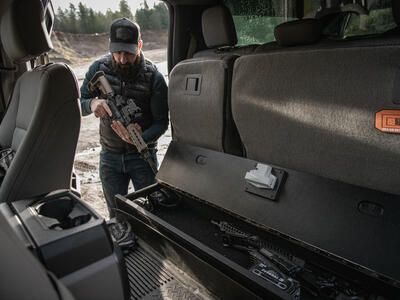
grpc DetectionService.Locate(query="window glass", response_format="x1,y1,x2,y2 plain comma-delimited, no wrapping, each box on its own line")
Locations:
223,0,397,44
323,0,396,38
304,0,321,17
344,3,396,37
224,0,297,45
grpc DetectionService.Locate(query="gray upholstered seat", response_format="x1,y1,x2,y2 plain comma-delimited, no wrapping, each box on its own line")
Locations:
169,55,242,155
231,6,400,196
0,0,80,203
193,5,258,58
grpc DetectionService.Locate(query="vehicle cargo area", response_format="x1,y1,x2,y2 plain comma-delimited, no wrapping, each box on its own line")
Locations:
115,142,400,300
1,1,400,300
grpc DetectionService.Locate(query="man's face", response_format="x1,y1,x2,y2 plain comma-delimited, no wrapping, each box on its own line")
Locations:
112,39,143,69
112,51,137,68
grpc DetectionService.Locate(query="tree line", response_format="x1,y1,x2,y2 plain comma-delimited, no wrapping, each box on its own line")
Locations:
54,0,168,34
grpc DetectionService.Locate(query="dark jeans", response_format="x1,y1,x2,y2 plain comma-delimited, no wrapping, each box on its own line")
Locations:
99,149,157,218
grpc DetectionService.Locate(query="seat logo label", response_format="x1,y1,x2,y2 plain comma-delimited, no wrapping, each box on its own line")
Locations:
375,110,400,133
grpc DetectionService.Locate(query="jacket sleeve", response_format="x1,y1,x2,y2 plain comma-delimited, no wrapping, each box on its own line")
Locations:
142,71,169,143
80,61,101,116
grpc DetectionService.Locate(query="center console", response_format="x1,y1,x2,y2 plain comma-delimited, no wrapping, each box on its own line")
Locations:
0,189,129,300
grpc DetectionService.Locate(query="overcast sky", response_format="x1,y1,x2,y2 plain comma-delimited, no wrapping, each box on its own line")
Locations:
52,0,160,13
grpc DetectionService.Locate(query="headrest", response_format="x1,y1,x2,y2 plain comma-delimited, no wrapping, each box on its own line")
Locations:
202,5,237,48
0,0,54,63
393,2,400,25
274,19,322,47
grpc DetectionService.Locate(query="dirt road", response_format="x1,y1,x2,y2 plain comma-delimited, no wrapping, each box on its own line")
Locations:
73,48,170,218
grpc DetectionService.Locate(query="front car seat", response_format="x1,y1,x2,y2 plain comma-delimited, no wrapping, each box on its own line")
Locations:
0,0,80,203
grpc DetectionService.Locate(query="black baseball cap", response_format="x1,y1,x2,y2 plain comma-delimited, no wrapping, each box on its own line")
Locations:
110,18,140,54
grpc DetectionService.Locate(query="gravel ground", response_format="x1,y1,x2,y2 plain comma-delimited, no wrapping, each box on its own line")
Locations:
72,48,170,219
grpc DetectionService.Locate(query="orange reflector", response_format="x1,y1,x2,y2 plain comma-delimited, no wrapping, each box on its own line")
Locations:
375,110,400,133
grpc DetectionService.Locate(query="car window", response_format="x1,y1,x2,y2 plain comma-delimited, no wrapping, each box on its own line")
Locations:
344,4,396,38
321,0,396,39
304,0,321,16
223,0,298,45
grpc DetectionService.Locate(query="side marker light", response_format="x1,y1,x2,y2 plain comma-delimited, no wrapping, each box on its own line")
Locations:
375,109,400,133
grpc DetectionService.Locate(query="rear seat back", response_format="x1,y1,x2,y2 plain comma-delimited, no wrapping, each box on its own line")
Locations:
169,55,242,156
193,5,258,58
232,19,400,195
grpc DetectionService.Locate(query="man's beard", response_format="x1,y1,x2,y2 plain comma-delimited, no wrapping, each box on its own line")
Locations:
111,57,140,79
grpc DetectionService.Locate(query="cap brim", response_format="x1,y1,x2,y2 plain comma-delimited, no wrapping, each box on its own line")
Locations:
110,42,138,54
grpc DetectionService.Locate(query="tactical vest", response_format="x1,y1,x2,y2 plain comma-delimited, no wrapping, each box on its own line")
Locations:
97,54,157,153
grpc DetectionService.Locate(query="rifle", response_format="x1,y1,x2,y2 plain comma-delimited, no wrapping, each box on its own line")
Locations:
211,221,370,300
88,71,157,174
211,220,301,298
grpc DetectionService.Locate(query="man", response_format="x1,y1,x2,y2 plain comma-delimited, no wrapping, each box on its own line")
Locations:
80,18,168,218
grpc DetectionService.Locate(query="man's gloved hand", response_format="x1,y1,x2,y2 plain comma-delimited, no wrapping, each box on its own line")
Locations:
111,121,142,144
90,98,112,118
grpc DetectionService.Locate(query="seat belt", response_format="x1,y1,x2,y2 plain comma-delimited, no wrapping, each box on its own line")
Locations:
0,65,17,116
186,32,197,59
36,53,50,66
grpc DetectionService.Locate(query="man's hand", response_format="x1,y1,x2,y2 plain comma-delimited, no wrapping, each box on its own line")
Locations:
111,121,142,144
90,98,112,118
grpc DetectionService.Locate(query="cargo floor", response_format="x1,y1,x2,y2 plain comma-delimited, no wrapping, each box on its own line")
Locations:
124,243,215,300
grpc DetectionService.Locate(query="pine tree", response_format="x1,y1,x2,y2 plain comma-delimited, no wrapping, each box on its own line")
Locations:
119,0,133,20
136,2,168,30
78,2,89,33
54,7,67,31
68,3,77,33
54,1,169,33
154,3,169,29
